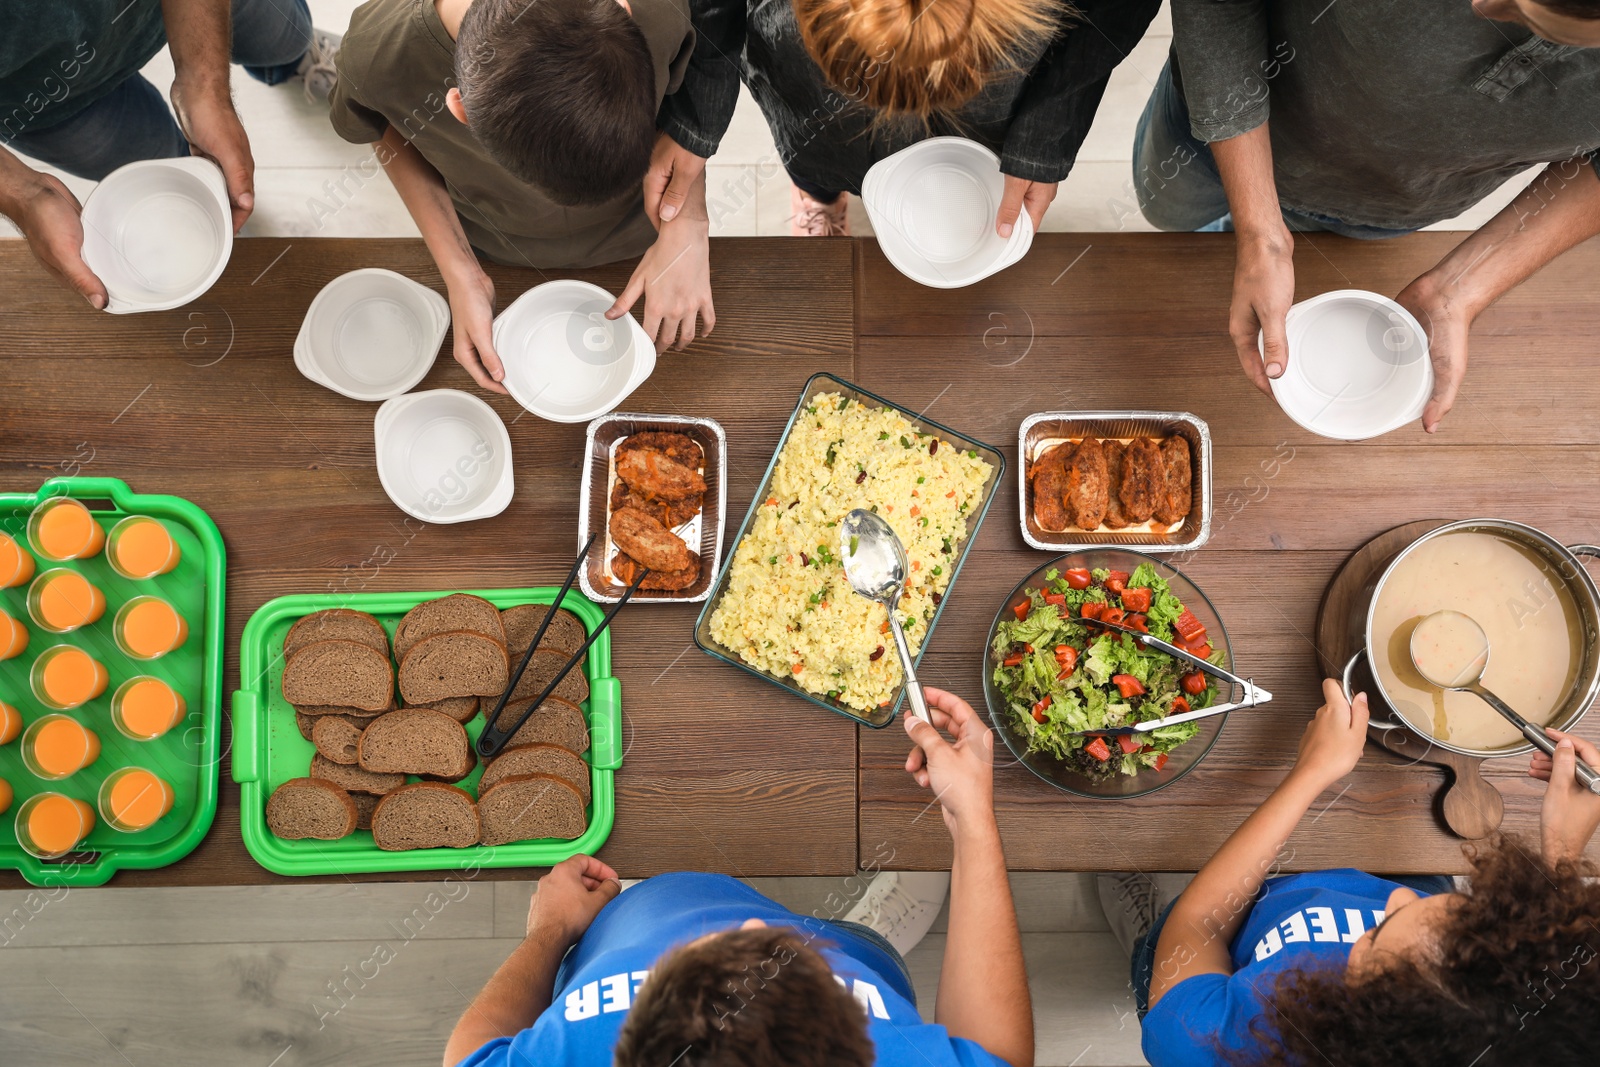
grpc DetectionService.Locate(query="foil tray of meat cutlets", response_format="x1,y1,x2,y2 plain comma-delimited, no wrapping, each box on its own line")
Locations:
1017,412,1212,553
578,414,728,603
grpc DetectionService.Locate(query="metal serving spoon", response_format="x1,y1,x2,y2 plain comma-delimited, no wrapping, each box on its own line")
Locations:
1409,609,1600,794
840,508,929,723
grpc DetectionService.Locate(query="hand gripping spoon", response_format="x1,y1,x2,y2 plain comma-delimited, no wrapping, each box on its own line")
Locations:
840,509,930,723
1410,609,1600,794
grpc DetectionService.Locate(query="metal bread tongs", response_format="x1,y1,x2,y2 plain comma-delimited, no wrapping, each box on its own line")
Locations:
1067,617,1272,737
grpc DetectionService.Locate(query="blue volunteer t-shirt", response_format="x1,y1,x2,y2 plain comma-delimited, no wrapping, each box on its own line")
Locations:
456,872,1008,1067
1142,870,1428,1066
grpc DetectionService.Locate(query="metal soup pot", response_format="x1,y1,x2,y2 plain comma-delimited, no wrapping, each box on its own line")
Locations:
1344,519,1600,759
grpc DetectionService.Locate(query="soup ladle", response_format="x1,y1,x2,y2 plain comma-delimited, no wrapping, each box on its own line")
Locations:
1409,610,1600,794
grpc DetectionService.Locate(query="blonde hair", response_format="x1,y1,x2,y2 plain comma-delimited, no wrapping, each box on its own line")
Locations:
793,0,1066,119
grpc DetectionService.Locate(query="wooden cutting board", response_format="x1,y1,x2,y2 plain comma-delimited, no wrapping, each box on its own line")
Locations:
1314,520,1505,840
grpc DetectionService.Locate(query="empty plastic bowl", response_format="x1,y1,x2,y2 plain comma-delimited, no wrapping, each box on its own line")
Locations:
1266,290,1432,440
80,157,233,314
295,269,449,401
862,137,1034,289
374,389,514,524
492,280,656,422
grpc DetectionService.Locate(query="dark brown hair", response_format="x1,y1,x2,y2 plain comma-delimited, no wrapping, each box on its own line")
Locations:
613,927,874,1067
1238,836,1600,1067
455,0,656,206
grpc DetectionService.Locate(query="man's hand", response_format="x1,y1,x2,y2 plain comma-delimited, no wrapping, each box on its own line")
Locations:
903,687,996,839
1395,275,1470,434
996,176,1056,238
170,78,254,231
1231,226,1295,393
526,854,622,948
443,266,506,393
1289,679,1369,792
1530,729,1600,864
7,170,108,308
607,189,714,352
642,133,708,227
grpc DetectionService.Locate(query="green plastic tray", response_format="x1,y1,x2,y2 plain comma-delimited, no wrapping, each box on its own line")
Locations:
0,477,226,886
233,588,619,876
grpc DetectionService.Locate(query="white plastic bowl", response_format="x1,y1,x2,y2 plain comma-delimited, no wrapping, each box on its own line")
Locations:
492,280,656,422
862,137,1034,289
295,269,448,401
1267,290,1433,441
80,157,233,314
374,389,514,524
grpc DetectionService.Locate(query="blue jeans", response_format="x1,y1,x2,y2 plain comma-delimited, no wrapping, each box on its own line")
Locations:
1131,59,1414,240
3,0,311,181
1128,874,1456,1016
828,919,916,1007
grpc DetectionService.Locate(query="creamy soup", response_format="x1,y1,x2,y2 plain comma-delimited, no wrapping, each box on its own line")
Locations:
1371,530,1583,750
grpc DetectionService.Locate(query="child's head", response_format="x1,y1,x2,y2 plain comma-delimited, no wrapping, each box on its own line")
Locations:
792,0,1064,118
451,0,656,206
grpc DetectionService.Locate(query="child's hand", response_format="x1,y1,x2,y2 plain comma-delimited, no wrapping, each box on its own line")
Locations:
444,267,506,394
643,133,707,227
1530,729,1600,863
608,175,714,352
527,854,621,947
1291,678,1369,791
903,687,998,842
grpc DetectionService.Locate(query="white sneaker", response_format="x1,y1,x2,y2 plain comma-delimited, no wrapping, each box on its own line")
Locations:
841,870,950,956
1096,872,1194,957
296,29,342,103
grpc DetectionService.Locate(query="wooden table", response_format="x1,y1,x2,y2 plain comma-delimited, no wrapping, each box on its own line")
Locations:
1,232,1596,886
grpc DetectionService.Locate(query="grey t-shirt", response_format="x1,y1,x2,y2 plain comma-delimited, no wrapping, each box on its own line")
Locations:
1171,0,1600,229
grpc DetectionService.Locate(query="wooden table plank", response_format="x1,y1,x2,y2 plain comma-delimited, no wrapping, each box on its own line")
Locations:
0,237,858,886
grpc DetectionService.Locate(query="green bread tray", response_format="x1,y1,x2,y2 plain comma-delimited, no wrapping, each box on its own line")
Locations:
233,588,619,876
0,477,226,887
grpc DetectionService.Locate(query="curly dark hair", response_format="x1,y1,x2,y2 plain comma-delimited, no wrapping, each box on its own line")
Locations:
1237,836,1600,1067
613,926,874,1067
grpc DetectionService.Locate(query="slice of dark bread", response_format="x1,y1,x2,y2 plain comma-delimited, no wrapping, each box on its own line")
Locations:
311,716,363,764
501,604,587,663
394,594,506,661
284,609,389,660
310,754,406,795
282,640,394,712
266,778,358,840
509,647,590,704
295,701,392,718
419,746,477,785
351,791,380,831
479,743,590,803
370,783,480,850
398,630,510,704
414,695,478,723
478,774,587,845
297,710,378,741
357,709,471,778
489,696,590,755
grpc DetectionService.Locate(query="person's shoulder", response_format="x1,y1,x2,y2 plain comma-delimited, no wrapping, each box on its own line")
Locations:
340,0,438,82
1140,973,1240,1067
628,0,696,57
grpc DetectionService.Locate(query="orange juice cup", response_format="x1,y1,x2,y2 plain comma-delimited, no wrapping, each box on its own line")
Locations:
113,596,188,660
98,767,175,832
27,498,105,562
21,714,101,779
27,568,106,633
0,778,11,816
16,792,95,858
107,516,181,579
0,701,21,745
0,609,27,660
111,676,186,741
30,645,110,710
0,531,35,588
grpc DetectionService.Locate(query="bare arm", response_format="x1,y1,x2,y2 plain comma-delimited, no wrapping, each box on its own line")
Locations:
161,0,254,228
1210,123,1296,392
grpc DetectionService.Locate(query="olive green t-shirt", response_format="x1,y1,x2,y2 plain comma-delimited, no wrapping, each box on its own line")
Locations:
329,0,694,268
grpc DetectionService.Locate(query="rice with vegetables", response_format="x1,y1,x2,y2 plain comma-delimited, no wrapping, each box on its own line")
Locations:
708,392,993,711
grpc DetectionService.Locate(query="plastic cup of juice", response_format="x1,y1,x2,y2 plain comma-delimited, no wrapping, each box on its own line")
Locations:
113,596,188,660
21,714,101,779
0,701,21,744
0,778,11,816
27,569,106,633
107,516,181,580
27,498,105,562
16,792,95,858
0,608,28,660
98,767,175,832
30,645,110,710
0,531,35,588
111,676,186,741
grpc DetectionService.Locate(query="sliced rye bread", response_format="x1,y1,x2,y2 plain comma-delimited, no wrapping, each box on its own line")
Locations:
370,783,480,850
479,743,590,803
501,604,587,665
266,778,358,840
357,709,472,778
478,773,587,845
351,791,380,831
509,647,590,704
310,754,405,795
284,609,389,660
311,716,363,764
295,701,393,718
393,594,506,661
398,630,510,704
414,695,478,723
419,746,478,785
296,710,368,742
282,639,394,712
488,696,590,755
